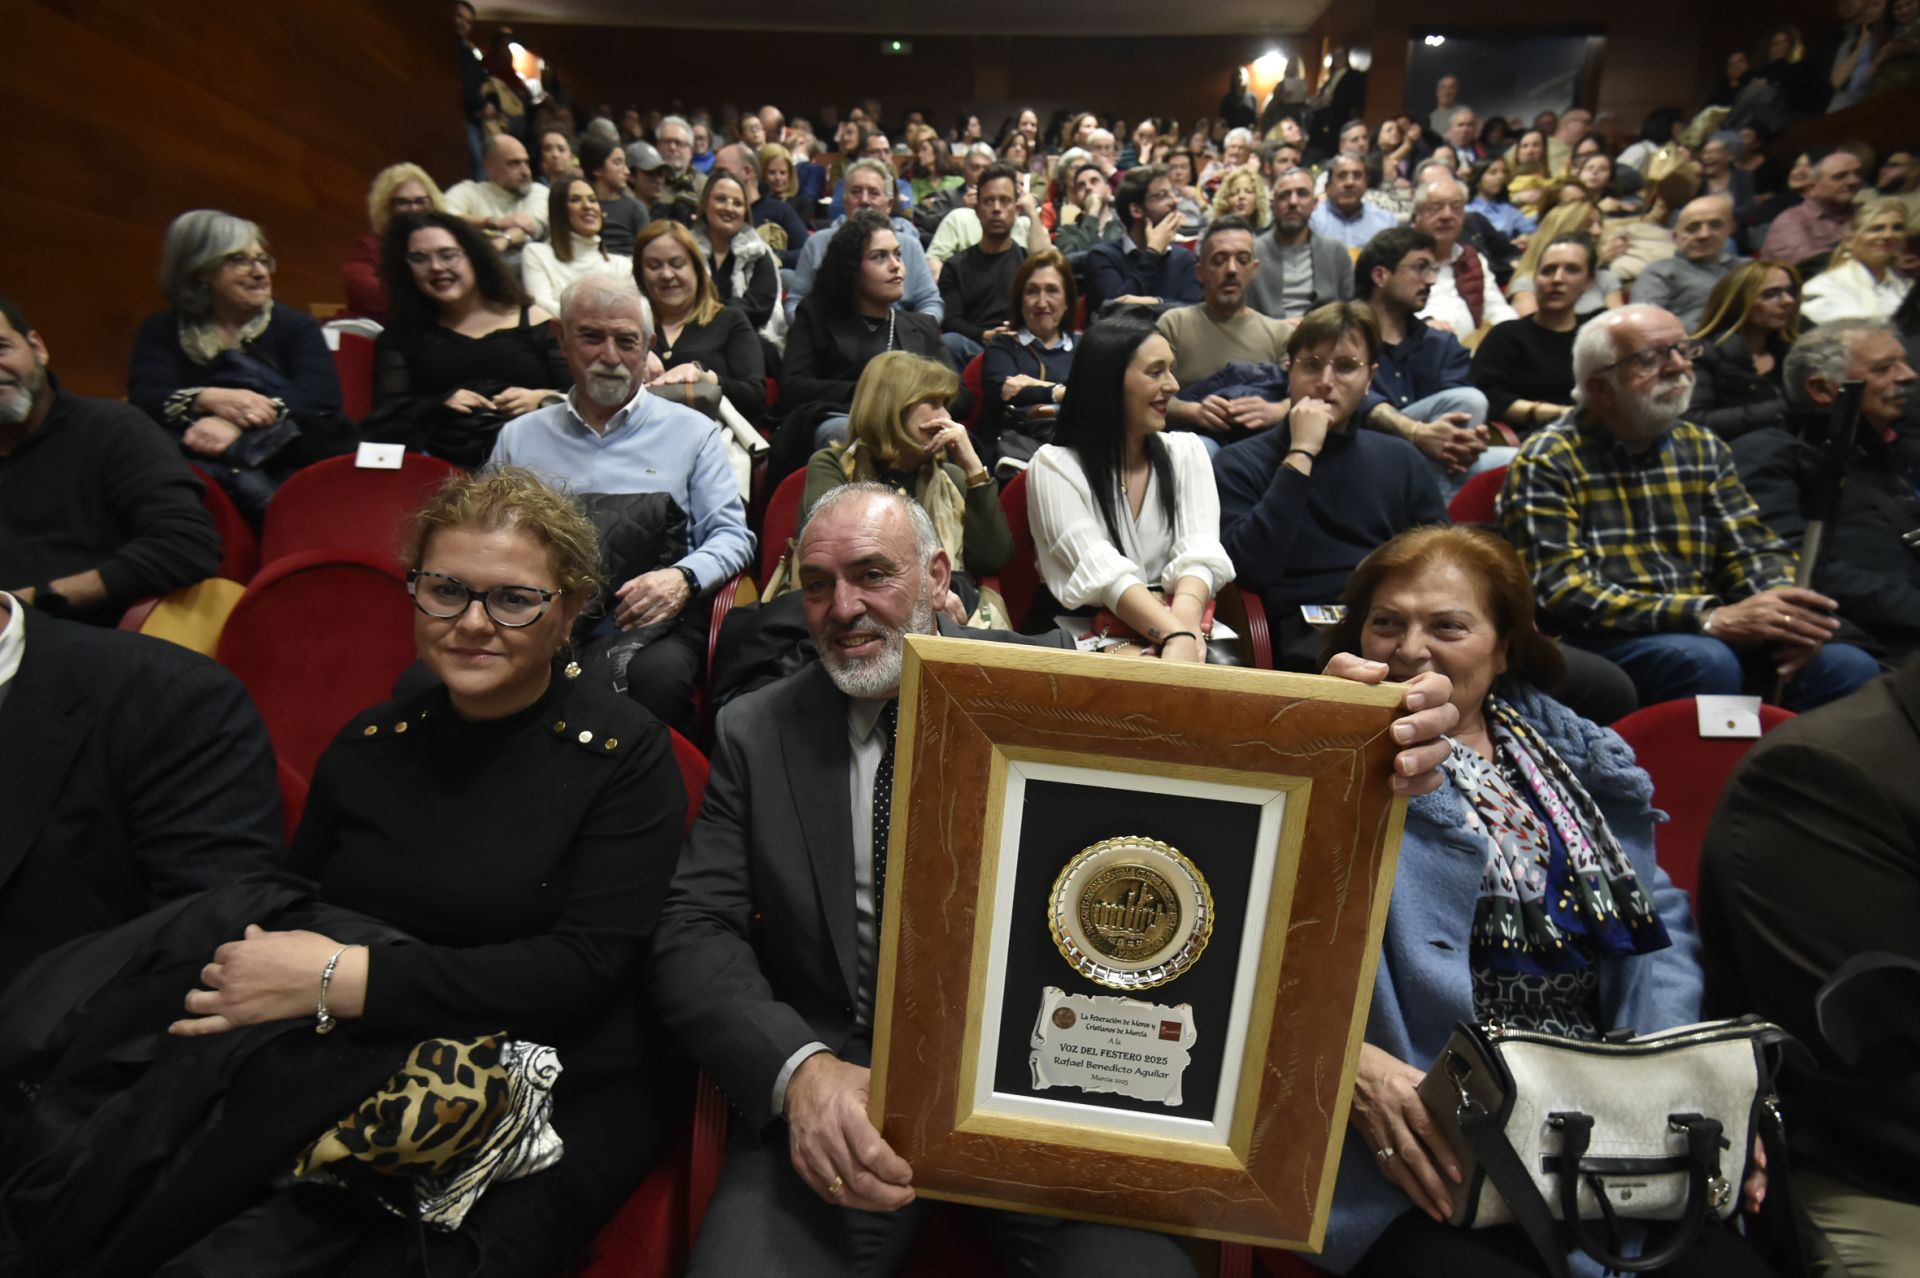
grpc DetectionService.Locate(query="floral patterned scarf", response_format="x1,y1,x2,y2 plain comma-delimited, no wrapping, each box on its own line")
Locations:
1441,694,1671,976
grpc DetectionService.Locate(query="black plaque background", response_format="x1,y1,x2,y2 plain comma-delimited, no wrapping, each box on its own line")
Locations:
990,777,1263,1120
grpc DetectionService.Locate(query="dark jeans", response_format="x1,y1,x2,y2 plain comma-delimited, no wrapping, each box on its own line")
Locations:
1564,631,1879,713
1350,1210,1775,1277
624,618,704,737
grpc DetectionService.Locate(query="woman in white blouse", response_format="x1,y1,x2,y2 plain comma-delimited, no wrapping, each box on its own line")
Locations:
519,177,633,316
1801,198,1912,325
1026,313,1235,662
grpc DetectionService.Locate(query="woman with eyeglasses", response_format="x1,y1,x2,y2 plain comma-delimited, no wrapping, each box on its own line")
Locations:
1025,312,1233,652
1687,260,1804,440
345,163,445,321
97,466,684,1274
369,211,569,468
129,208,349,519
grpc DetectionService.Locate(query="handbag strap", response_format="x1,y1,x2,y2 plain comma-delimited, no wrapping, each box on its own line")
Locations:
1548,1110,1724,1273
1458,1099,1573,1278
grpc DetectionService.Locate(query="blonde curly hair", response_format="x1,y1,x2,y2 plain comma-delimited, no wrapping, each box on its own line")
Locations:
405,466,604,600
367,163,446,237
1209,169,1271,231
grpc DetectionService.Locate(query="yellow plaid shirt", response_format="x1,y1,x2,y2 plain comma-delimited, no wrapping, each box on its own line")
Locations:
1496,414,1798,633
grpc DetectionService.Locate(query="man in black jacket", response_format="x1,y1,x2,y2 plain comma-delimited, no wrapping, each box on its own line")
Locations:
0,298,220,625
937,164,1029,365
1736,318,1920,661
0,592,282,981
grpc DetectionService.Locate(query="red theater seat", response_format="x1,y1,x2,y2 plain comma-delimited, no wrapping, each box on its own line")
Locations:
259,452,461,569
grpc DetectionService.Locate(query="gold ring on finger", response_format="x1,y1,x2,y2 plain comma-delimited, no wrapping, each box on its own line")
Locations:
828,1174,845,1196
1781,614,1793,625
1374,1145,1395,1162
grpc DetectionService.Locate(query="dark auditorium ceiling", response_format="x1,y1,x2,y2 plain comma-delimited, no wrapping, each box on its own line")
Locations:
479,0,1334,37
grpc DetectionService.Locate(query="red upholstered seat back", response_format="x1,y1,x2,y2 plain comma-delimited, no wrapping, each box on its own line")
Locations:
217,551,417,778
190,464,260,583
259,453,461,569
1610,697,1796,902
276,755,309,846
668,730,708,834
1447,464,1509,525
759,469,808,583
961,353,984,429
996,470,1041,630
332,332,375,423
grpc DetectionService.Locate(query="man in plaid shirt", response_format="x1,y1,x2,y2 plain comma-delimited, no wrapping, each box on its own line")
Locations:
1498,305,1878,709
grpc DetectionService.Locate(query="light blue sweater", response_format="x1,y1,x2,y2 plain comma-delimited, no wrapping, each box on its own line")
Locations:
1316,682,1704,1275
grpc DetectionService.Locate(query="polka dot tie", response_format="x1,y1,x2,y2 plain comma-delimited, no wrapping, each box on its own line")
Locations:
872,700,899,929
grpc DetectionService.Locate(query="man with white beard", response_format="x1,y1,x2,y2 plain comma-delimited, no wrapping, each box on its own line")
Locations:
650,482,1463,1276
1497,304,1878,710
491,274,752,732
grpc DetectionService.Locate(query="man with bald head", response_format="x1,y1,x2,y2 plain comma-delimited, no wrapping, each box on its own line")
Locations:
1429,75,1472,137
444,132,549,256
1761,148,1864,265
1498,304,1878,710
491,274,752,732
1631,195,1737,330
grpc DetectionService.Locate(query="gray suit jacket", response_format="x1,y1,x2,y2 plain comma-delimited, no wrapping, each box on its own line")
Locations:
1247,229,1354,320
652,625,1070,1132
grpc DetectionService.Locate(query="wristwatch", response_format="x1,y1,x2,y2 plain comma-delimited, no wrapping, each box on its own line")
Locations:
31,585,71,617
675,565,700,605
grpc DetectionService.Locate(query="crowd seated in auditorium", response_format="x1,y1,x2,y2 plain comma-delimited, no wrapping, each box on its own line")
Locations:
9,12,1920,1269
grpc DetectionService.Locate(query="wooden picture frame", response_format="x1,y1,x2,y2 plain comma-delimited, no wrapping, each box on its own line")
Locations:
869,636,1409,1251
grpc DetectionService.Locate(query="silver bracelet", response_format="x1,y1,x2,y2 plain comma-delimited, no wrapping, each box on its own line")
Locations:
315,945,351,1035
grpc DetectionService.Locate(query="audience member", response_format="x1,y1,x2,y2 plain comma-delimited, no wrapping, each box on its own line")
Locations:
128,210,347,519
1547,108,1594,176
1310,155,1398,252
1508,200,1620,319
492,275,752,732
1428,75,1471,136
1694,137,1757,225
0,587,278,984
1213,303,1444,666
693,170,779,331
980,248,1078,455
650,115,706,222
1507,128,1557,214
1083,166,1203,311
538,126,578,185
1699,655,1920,1278
690,120,716,174
634,220,768,419
520,176,634,317
445,132,549,259
1465,157,1527,239
1828,0,1886,112
1157,217,1295,453
1314,524,1755,1275
140,466,682,1271
1052,162,1125,253
625,140,673,222
1445,108,1485,166
1027,314,1232,648
371,212,568,469
754,143,813,268
936,163,1031,362
783,209,959,451
1687,260,1803,439
708,142,807,272
1498,304,1878,709
1761,147,1866,264
1357,226,1507,494
1472,235,1599,433
802,353,1011,616
1408,173,1518,337
785,160,941,322
1199,126,1256,192
582,133,648,257
649,481,1464,1276
925,160,1047,274
1247,167,1356,319
1737,319,1920,660
1802,197,1913,323
1631,195,1738,330
1,298,220,625
1164,150,1209,241
1210,169,1271,230
345,163,442,321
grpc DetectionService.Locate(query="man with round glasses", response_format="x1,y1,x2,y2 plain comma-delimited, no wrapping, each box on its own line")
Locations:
1499,304,1879,710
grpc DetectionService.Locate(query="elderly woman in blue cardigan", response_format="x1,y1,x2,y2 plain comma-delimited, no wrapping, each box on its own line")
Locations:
1312,525,1770,1278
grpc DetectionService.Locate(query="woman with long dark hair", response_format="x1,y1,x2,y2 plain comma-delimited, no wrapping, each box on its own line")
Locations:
370,211,568,467
1025,313,1232,656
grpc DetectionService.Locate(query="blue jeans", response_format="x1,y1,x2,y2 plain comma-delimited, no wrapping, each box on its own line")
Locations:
1402,387,1513,500
942,331,984,365
1565,631,1880,712
812,413,851,450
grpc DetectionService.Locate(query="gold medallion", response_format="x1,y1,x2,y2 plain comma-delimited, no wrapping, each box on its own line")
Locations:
1049,837,1212,990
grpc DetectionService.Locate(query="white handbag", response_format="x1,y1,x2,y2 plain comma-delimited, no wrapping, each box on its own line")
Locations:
1417,1017,1791,1277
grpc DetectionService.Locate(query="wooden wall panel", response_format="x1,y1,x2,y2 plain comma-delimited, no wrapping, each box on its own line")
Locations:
0,1,464,396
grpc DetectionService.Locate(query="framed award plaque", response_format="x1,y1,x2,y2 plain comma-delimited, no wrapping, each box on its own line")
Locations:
868,636,1409,1251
